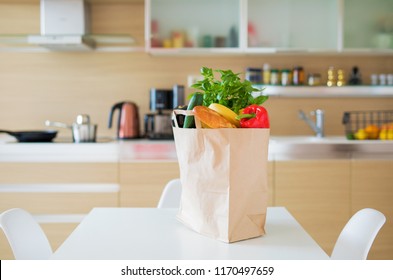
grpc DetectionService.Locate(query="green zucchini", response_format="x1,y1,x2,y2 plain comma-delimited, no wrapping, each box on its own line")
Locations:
183,93,203,128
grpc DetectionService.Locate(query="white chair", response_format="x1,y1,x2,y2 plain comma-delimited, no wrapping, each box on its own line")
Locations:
157,178,182,208
0,208,52,260
330,208,386,260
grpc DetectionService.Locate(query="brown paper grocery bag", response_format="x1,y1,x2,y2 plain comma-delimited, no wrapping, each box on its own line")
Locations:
172,110,270,243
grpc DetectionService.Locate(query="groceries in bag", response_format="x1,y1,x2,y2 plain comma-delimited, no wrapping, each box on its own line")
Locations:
172,67,270,242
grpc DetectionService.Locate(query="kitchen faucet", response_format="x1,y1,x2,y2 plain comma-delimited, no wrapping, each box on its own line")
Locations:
298,109,325,138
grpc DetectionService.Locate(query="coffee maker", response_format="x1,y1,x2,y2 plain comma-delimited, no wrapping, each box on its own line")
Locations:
144,85,184,140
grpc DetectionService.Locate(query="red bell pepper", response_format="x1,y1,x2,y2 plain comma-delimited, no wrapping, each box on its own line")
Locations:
237,104,270,128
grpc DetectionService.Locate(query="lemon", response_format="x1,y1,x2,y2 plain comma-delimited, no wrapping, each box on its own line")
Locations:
355,129,368,140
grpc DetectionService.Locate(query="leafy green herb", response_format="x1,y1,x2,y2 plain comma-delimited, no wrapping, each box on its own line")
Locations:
190,67,268,114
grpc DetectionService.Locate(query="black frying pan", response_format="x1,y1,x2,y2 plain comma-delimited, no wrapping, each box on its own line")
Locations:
0,130,58,142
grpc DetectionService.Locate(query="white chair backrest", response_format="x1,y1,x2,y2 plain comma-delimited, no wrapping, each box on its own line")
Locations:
0,208,52,260
157,179,182,208
331,208,386,260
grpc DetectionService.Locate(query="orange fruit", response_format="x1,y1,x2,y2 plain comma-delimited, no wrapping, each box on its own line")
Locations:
364,124,379,140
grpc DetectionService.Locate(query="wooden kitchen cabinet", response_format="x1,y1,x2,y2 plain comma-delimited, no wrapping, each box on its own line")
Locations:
0,162,119,214
351,155,393,260
119,162,180,207
119,161,274,207
0,222,79,260
0,162,119,260
274,158,351,255
0,162,118,184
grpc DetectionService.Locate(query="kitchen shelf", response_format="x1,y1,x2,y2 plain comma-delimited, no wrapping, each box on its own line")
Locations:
148,48,393,56
147,47,245,56
254,85,393,98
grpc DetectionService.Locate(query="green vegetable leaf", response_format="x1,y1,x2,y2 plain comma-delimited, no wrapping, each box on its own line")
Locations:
190,67,267,114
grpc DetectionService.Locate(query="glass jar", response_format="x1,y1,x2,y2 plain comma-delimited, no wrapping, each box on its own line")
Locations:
292,66,305,85
270,69,280,85
307,74,321,86
281,69,291,86
245,68,262,84
262,63,271,84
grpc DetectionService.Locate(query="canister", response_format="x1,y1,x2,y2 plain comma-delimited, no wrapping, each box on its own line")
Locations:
293,66,305,85
262,63,270,84
281,69,291,86
245,68,262,84
307,74,321,86
270,69,280,85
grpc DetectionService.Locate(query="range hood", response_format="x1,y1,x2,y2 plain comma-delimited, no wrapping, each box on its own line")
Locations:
27,0,95,51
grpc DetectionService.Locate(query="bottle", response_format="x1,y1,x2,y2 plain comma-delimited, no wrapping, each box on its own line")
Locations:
292,66,305,85
337,69,345,87
172,31,184,48
327,66,336,87
370,74,378,86
262,63,271,84
150,20,161,47
387,74,393,86
379,74,387,86
348,66,362,85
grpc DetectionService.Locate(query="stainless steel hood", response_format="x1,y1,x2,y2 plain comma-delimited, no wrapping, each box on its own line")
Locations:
27,0,95,51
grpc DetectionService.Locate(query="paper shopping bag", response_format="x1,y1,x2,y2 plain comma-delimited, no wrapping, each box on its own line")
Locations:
172,111,270,243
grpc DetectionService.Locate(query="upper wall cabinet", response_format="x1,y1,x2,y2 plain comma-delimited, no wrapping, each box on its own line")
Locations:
145,0,393,55
146,0,242,54
247,0,339,52
344,0,393,51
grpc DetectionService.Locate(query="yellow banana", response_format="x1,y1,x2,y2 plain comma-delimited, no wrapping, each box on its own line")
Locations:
208,103,240,128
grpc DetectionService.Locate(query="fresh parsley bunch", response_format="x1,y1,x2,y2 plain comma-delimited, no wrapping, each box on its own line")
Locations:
191,67,267,114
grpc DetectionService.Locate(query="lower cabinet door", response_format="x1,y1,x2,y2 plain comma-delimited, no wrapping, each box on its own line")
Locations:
120,162,180,207
0,221,79,260
274,159,351,255
351,158,393,260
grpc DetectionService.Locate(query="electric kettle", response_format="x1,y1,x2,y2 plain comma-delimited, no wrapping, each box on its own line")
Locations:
108,101,140,139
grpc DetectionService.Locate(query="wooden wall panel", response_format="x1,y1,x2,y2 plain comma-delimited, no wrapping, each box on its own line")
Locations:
0,2,392,139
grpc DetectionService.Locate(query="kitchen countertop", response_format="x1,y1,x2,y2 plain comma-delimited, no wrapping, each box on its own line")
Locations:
0,134,392,162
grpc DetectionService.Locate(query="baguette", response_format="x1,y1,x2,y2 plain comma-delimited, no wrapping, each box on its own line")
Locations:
193,106,235,128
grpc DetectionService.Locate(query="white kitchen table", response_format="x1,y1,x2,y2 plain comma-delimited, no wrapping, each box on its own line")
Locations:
51,207,329,260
